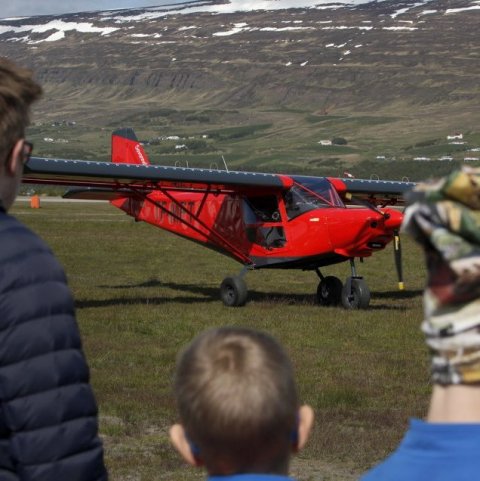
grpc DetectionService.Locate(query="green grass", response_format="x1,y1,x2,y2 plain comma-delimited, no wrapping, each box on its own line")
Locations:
12,200,429,480
204,123,273,140
404,142,469,157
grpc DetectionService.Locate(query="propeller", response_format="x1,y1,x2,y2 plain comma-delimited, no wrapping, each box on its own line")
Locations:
393,229,404,290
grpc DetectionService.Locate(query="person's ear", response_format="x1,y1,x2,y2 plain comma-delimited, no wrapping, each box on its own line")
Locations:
5,140,24,176
293,404,314,452
169,424,203,466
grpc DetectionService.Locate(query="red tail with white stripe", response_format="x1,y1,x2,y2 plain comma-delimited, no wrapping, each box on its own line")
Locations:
111,128,150,165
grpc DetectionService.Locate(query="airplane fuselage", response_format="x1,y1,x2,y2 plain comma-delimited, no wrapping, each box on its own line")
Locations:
110,177,402,270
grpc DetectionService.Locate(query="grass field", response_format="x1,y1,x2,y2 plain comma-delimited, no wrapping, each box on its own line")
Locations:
12,200,430,481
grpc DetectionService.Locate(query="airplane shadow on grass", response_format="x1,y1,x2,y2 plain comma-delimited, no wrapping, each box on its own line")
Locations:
76,279,216,308
76,279,422,310
77,279,317,308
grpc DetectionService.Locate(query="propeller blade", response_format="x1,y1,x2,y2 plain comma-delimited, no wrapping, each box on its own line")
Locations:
393,229,404,290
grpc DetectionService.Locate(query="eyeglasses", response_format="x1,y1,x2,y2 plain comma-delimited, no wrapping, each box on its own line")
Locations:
1,139,33,169
22,140,33,165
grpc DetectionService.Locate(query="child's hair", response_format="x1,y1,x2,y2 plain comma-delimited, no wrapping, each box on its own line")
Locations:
174,326,299,473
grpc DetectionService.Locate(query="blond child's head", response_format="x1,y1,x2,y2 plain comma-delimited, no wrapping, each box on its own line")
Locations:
170,327,314,475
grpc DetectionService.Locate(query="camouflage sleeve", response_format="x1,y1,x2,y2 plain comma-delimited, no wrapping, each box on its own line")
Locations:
402,167,480,384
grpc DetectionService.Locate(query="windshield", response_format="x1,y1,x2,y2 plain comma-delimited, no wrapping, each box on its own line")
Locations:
285,176,344,220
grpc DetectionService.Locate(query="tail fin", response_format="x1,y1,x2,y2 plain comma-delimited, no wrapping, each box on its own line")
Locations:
111,128,151,165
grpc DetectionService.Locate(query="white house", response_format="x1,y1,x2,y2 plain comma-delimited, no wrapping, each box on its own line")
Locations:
447,133,463,140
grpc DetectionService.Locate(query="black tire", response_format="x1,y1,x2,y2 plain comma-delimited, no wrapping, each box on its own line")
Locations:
341,277,370,309
317,276,343,306
220,276,248,307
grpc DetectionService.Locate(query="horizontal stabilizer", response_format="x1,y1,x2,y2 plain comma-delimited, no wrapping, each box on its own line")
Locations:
63,187,135,201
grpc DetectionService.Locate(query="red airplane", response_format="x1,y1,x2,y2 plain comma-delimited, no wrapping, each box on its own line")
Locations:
23,128,413,308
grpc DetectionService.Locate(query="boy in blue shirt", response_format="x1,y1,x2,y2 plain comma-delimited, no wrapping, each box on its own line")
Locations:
361,168,480,481
170,326,314,481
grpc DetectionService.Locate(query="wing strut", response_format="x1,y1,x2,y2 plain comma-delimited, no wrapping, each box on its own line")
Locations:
127,186,255,266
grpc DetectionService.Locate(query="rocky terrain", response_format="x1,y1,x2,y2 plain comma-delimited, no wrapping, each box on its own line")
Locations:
1,0,479,179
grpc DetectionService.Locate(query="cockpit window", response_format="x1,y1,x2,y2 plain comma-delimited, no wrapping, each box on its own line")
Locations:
244,195,281,223
285,176,344,220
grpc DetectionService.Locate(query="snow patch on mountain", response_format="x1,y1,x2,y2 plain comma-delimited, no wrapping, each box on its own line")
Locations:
0,0,478,45
0,19,118,43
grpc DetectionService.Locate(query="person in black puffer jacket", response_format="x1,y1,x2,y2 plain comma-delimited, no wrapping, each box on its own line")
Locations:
0,58,108,480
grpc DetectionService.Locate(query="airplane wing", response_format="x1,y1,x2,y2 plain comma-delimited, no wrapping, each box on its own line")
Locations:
23,156,414,206
23,157,294,196
327,177,415,206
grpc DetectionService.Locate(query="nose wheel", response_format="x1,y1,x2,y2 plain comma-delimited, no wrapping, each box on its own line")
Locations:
341,277,370,309
315,259,371,309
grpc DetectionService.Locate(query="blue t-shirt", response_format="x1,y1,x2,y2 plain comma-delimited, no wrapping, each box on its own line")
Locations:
209,474,294,481
360,418,480,481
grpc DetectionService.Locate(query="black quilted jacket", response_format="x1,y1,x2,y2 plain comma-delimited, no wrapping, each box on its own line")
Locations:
0,206,108,481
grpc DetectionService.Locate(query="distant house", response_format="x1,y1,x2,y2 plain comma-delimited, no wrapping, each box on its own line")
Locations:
43,137,69,144
318,140,332,146
447,133,463,140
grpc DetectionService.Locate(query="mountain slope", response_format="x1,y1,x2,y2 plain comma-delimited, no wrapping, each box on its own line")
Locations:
1,0,479,179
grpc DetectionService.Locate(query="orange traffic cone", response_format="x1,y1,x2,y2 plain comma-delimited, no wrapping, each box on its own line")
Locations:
30,195,40,209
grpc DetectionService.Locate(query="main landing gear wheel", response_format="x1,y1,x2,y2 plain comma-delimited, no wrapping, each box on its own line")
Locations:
220,276,248,307
317,276,343,306
341,277,370,309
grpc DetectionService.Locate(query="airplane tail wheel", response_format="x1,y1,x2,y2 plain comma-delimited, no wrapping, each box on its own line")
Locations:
317,276,343,306
220,276,248,307
341,277,370,309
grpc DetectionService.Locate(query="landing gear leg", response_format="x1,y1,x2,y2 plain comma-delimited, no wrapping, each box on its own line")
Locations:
341,259,370,309
315,268,343,306
220,267,249,307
